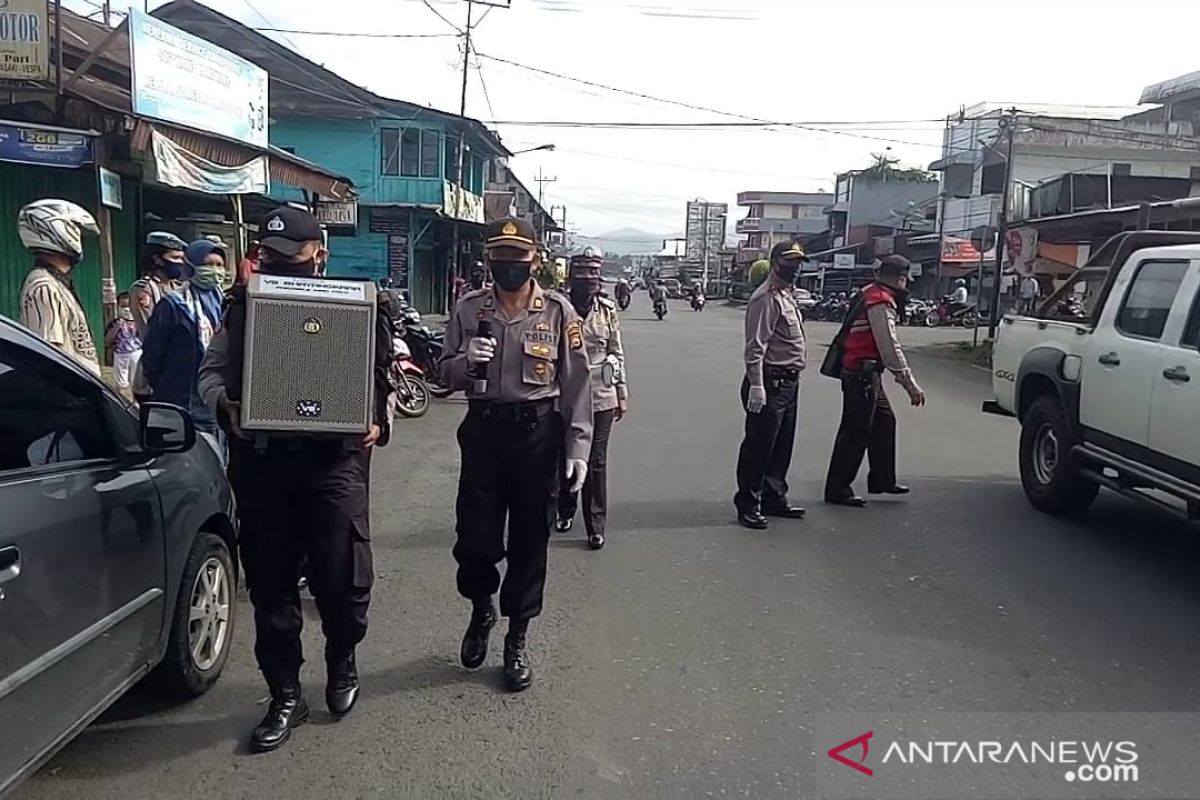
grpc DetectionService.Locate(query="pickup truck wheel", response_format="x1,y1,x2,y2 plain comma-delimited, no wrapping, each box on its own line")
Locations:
1019,396,1099,516
149,532,236,698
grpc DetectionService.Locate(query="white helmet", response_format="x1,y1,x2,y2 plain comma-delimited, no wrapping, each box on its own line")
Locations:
17,199,99,262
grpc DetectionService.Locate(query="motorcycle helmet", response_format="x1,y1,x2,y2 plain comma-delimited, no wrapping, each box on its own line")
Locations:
17,199,99,263
954,278,967,288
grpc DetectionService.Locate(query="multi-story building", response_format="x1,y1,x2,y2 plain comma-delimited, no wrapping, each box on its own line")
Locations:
930,99,1200,248
735,191,831,266
827,174,938,250
154,0,509,314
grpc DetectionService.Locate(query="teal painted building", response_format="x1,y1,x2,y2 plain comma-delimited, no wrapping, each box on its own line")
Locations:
154,0,509,314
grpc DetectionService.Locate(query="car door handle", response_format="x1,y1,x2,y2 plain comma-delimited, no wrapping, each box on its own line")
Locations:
0,546,20,584
1163,366,1191,383
1098,352,1121,367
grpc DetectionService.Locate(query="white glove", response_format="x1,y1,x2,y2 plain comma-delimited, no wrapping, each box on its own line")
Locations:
747,385,767,413
565,458,588,494
466,337,495,365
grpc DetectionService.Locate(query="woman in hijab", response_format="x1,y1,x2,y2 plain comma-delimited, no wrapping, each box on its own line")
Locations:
140,240,226,433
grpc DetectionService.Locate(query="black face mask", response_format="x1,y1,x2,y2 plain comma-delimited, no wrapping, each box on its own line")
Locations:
490,260,532,292
569,278,598,311
261,257,318,278
775,261,800,284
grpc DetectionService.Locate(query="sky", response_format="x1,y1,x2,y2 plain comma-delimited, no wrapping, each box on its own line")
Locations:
86,0,1200,241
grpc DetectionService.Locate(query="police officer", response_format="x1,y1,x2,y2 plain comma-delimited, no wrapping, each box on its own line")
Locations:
734,240,809,530
824,254,926,507
199,207,395,752
441,217,593,692
555,247,629,550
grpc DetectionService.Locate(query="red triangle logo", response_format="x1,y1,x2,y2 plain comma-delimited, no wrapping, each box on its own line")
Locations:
827,730,874,777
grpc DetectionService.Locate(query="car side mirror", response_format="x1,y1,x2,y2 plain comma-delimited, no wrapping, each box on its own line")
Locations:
139,402,197,454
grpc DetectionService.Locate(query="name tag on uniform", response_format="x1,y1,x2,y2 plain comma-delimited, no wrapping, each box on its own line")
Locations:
525,330,556,345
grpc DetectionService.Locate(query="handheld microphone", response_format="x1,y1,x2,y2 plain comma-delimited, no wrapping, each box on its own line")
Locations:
471,319,493,394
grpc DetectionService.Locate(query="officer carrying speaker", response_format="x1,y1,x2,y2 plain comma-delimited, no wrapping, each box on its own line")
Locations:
199,206,395,752
440,216,593,692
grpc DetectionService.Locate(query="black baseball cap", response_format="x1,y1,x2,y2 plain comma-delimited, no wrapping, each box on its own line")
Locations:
484,216,538,252
259,206,323,257
770,241,810,262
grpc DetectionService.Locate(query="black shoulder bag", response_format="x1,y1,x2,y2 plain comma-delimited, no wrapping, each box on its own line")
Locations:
819,291,869,379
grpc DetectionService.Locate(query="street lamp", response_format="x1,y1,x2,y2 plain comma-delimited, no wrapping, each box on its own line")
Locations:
507,144,556,156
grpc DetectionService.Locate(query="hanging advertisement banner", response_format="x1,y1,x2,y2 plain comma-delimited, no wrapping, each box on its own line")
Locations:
1004,227,1039,276
129,9,269,148
0,0,49,81
152,130,269,195
442,181,484,224
0,121,93,167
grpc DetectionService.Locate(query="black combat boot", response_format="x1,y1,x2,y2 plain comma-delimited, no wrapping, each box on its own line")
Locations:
503,630,533,692
460,599,496,669
250,679,310,753
325,650,360,719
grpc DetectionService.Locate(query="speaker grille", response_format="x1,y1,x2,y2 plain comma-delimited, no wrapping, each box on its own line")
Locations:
243,298,374,432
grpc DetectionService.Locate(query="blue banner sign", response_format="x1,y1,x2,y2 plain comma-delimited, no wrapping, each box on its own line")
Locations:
0,122,94,168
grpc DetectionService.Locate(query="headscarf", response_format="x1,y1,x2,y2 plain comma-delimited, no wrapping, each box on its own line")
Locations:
184,240,227,290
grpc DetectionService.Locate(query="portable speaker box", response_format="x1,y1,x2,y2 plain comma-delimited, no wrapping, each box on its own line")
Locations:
241,273,377,435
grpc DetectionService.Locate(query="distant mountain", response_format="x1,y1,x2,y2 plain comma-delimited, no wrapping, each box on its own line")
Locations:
576,228,668,256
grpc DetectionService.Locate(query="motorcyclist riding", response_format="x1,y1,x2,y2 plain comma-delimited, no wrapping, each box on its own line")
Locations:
615,278,632,309
948,279,969,313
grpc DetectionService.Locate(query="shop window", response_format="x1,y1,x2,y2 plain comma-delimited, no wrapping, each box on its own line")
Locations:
400,129,420,177
380,128,399,175
420,130,440,178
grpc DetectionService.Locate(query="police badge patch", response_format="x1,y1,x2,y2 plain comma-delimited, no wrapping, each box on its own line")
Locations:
567,320,583,350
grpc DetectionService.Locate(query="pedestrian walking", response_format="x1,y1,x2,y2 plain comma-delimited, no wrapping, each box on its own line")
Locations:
1020,274,1041,315
105,292,142,399
824,255,926,507
555,247,629,550
16,199,102,376
142,240,225,434
733,241,810,530
199,207,395,752
440,217,593,692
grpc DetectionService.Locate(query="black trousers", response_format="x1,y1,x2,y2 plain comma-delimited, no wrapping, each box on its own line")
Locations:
558,408,617,537
228,441,374,687
454,405,562,621
734,372,799,513
824,371,897,499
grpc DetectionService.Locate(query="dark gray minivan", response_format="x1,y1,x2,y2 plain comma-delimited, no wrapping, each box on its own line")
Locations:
0,315,238,798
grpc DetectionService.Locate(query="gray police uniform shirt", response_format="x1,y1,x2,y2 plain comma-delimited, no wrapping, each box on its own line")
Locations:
578,294,628,414
441,282,594,463
743,275,807,386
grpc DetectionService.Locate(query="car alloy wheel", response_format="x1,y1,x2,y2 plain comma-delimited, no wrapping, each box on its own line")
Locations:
188,556,231,672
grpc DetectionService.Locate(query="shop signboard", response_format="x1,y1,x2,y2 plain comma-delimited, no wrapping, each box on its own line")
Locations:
129,9,269,148
315,200,358,228
832,253,855,270
0,0,49,81
99,167,122,209
0,122,93,167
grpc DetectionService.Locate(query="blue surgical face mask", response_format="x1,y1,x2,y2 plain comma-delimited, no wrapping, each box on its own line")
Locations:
158,256,185,280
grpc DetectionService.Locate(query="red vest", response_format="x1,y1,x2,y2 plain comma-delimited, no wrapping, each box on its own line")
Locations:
842,283,896,370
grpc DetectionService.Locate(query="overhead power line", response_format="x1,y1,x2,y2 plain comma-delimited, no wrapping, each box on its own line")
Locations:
487,119,945,130
421,0,465,33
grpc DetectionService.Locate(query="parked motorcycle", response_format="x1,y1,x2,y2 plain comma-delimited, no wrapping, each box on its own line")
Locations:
925,297,981,328
400,321,455,398
390,333,432,418
906,299,935,327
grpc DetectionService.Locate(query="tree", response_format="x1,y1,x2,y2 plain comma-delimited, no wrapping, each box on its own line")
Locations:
857,151,934,183
750,259,770,287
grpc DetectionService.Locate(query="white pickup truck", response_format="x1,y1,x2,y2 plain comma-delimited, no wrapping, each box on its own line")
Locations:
985,232,1200,520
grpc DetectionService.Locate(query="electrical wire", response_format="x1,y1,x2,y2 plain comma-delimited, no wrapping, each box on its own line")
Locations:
475,54,497,126
487,119,945,130
421,0,464,34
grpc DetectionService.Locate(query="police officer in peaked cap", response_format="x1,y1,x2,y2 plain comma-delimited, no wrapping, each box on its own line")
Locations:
440,216,594,691
554,246,629,550
733,240,810,530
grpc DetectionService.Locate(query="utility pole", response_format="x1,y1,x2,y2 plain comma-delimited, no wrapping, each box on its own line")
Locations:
701,202,710,291
449,0,509,311
102,0,111,25
534,168,557,243
988,110,1016,340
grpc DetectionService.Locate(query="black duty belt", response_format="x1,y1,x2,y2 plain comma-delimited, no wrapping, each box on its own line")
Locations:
764,365,802,379
468,399,556,423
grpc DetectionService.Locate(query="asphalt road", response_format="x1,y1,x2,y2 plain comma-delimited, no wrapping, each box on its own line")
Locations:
18,297,1200,800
